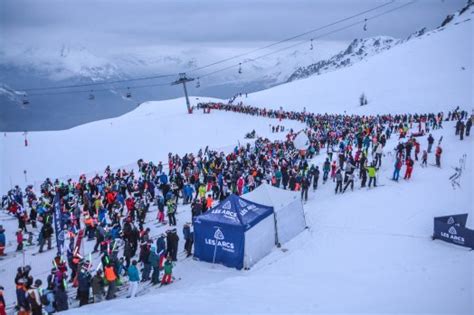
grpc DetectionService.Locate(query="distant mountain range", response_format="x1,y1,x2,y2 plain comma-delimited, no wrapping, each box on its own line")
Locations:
287,1,472,82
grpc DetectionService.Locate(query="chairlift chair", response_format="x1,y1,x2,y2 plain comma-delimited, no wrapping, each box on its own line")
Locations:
363,19,368,31
89,90,95,100
310,39,314,50
22,95,29,105
238,63,242,74
126,87,132,98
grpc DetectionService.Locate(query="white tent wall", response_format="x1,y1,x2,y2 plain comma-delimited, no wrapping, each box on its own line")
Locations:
274,199,306,244
243,214,275,269
244,184,306,245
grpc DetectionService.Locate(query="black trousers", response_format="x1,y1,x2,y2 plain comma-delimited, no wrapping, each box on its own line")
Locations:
335,181,342,193
368,177,377,187
79,290,89,306
301,188,308,201
343,180,354,192
168,213,176,226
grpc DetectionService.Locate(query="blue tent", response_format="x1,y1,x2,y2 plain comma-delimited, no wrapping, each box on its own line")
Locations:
193,194,274,269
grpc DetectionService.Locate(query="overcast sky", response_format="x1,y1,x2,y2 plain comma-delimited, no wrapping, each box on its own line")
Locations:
1,0,467,51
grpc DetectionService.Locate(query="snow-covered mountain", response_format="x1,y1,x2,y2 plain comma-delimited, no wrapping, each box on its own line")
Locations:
288,36,398,82
287,1,472,82
235,3,472,115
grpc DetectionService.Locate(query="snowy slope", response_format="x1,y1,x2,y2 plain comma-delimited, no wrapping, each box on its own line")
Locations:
0,97,305,193
234,9,472,115
38,122,471,315
1,5,473,315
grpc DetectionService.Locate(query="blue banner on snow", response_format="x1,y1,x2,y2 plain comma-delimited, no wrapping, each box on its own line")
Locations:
433,213,474,249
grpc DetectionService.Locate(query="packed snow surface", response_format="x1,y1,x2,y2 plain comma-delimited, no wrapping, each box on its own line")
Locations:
1,6,473,315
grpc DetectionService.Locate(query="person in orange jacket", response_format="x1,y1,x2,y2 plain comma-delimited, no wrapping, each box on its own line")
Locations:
205,195,213,210
104,264,117,300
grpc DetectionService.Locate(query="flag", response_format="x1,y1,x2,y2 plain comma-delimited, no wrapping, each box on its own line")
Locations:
53,193,65,255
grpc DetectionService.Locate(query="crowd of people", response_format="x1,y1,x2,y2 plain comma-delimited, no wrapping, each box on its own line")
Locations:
0,102,471,315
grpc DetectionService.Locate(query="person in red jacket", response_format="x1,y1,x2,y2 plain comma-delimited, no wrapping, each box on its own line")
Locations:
413,140,420,161
404,158,414,180
16,229,23,251
236,176,244,195
435,146,443,167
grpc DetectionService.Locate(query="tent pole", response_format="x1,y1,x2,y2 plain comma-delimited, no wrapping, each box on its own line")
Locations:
273,213,280,248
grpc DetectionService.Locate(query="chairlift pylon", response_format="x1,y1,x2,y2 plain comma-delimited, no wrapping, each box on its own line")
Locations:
196,77,200,88
126,87,132,98
363,18,368,31
310,39,314,50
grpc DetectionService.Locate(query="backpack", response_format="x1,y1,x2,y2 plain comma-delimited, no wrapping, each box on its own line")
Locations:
40,292,50,306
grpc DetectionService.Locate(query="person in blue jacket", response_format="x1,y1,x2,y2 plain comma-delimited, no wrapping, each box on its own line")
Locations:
183,183,193,205
159,173,168,185
148,246,160,285
126,260,140,298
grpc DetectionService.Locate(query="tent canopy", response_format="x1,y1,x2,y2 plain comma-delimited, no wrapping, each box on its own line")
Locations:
193,194,274,269
197,194,273,231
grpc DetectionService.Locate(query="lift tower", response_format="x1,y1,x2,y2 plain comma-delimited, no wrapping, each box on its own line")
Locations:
172,73,194,113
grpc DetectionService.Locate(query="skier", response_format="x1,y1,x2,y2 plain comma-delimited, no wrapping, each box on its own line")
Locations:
421,150,428,167
404,158,414,180
392,157,402,181
301,176,310,201
0,225,5,256
312,166,320,190
367,162,378,188
16,229,23,251
166,229,179,261
342,172,354,193
160,255,174,286
91,269,105,303
77,265,91,306
413,140,420,161
360,164,368,188
38,222,53,253
166,198,177,226
0,286,6,315
435,145,443,167
427,134,434,153
466,117,472,136
374,144,383,167
183,223,193,257
16,278,29,314
459,120,465,140
127,260,140,298
149,246,160,285
334,169,343,194
104,263,117,300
